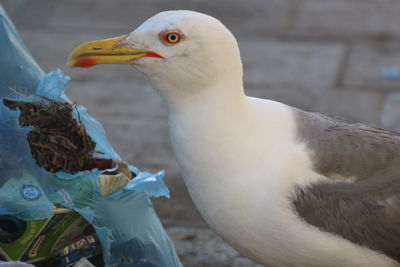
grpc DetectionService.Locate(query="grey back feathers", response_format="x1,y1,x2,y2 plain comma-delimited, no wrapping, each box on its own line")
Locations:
293,108,400,262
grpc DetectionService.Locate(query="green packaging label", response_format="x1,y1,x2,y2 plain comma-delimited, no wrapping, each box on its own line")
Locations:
0,209,90,263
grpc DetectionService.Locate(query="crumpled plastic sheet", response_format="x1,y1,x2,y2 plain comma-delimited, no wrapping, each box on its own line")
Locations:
0,4,181,267
0,261,34,267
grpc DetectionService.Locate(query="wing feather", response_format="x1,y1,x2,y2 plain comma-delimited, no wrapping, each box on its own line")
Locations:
293,109,400,261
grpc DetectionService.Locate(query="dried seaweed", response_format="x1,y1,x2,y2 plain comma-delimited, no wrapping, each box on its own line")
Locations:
3,98,97,173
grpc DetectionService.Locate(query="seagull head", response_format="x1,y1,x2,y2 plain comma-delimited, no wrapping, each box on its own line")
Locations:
68,11,243,105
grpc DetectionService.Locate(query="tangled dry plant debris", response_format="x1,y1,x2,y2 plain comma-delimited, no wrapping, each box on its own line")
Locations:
3,98,97,173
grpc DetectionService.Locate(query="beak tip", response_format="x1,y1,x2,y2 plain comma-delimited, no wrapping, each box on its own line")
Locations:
67,57,97,68
66,56,75,68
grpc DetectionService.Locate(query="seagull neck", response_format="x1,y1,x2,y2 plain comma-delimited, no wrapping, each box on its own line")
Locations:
165,76,246,117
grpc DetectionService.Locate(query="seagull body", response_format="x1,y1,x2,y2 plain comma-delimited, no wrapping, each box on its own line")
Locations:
68,11,400,267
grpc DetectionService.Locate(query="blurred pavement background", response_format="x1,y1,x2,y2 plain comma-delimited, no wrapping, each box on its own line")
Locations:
2,0,400,266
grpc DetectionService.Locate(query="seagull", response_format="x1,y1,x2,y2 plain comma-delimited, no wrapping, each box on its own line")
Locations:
67,10,400,267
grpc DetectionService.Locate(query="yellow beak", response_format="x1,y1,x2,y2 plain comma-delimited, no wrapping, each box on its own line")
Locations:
67,35,163,68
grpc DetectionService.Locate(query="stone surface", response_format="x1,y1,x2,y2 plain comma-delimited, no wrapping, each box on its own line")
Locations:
167,226,238,267
241,41,345,90
167,226,263,267
344,43,400,90
314,89,384,126
232,258,265,267
3,0,294,39
241,41,345,111
296,0,400,39
382,92,400,132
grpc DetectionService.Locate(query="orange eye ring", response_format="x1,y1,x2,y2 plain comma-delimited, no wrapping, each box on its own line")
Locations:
161,32,183,45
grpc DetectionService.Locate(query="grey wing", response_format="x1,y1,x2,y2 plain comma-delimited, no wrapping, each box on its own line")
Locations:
295,109,400,181
293,109,400,261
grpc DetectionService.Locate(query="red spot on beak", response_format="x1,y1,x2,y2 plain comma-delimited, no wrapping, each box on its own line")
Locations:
144,51,164,59
74,58,97,68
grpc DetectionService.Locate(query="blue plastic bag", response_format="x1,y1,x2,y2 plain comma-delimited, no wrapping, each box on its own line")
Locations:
0,4,181,267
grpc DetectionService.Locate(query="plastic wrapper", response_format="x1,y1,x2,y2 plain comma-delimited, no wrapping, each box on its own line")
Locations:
0,4,181,267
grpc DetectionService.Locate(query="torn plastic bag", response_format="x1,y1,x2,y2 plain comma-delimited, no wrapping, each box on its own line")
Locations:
0,4,181,267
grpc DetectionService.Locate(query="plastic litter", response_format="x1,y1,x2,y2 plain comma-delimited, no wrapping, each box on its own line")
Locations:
73,258,95,267
381,67,400,80
0,262,34,267
0,4,181,267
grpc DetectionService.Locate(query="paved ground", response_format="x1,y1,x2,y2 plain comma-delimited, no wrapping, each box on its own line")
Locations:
2,0,400,266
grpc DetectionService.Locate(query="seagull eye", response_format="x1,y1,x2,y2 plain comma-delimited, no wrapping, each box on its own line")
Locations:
161,32,183,45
